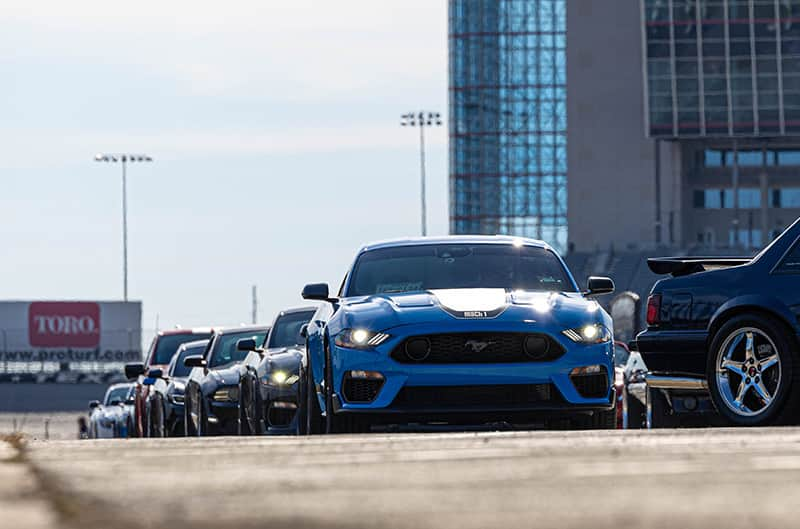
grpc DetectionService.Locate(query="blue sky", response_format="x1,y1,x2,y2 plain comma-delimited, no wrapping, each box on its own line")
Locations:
0,1,448,336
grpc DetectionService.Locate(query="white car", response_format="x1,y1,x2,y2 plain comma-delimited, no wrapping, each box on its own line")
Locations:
88,383,135,438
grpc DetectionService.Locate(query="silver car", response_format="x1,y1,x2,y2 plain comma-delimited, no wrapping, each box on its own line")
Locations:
88,383,135,438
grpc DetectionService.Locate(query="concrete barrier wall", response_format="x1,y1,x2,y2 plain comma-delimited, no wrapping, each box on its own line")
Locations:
0,384,107,412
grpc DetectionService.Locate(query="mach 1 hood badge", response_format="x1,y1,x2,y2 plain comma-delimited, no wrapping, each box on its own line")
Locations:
463,340,495,353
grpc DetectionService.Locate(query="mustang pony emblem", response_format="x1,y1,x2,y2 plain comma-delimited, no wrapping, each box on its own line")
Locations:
463,340,495,353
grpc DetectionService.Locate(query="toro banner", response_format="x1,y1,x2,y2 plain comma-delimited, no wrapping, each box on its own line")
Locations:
0,301,142,376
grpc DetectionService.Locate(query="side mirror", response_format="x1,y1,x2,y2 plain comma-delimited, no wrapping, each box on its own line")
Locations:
89,400,101,410
142,377,156,386
147,368,164,379
237,338,258,352
586,276,615,297
124,363,145,380
302,283,331,301
299,324,309,339
183,355,207,369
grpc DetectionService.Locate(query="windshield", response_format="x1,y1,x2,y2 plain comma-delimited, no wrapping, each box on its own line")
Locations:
208,330,268,369
104,386,130,405
150,333,213,365
347,244,575,296
267,310,316,349
170,343,208,377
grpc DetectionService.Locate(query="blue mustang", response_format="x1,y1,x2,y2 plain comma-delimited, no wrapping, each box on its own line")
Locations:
301,236,617,433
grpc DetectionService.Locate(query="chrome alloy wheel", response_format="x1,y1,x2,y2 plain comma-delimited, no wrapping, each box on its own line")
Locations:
715,327,781,417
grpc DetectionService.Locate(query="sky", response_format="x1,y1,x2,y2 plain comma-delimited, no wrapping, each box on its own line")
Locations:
0,1,448,338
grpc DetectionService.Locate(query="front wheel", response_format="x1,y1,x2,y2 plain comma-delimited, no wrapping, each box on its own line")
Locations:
707,314,798,426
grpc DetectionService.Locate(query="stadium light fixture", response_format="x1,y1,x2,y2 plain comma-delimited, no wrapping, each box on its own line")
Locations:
94,153,153,302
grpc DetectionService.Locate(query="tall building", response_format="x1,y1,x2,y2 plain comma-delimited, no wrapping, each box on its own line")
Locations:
567,0,800,254
448,0,568,252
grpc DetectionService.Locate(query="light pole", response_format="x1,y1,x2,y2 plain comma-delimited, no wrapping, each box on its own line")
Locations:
94,153,153,302
401,111,442,237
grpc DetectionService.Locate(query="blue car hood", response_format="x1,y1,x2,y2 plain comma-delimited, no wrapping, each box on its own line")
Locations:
334,289,606,333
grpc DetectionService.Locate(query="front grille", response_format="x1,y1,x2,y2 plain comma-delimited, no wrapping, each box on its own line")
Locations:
390,332,565,364
570,371,609,399
343,378,384,403
392,383,559,409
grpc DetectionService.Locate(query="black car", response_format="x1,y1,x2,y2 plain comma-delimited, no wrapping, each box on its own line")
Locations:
183,326,270,436
143,339,209,437
237,307,317,435
633,217,800,427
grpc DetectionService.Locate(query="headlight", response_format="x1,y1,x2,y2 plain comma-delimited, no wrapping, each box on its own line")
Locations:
334,328,390,350
212,386,239,402
562,324,611,344
170,394,185,405
265,371,300,386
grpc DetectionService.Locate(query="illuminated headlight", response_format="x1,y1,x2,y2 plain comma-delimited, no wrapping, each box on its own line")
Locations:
265,371,300,386
562,324,611,344
212,387,239,402
334,328,390,350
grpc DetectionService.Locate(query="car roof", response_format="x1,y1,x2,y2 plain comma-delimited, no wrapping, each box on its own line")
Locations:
214,325,271,336
107,382,134,391
357,235,552,253
157,327,214,337
276,306,318,317
178,339,210,350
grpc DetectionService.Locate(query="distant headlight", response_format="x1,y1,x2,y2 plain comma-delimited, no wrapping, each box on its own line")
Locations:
334,328,390,350
212,386,239,402
562,324,611,344
264,371,300,386
170,394,185,405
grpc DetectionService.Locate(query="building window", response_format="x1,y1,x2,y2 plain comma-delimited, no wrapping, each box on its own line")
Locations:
774,188,800,208
694,188,761,209
777,151,800,166
704,149,723,167
729,229,763,249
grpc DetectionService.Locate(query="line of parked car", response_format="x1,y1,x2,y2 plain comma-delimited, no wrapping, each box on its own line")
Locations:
87,218,800,437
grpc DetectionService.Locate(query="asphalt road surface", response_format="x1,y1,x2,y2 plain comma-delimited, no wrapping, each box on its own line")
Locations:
4,428,800,529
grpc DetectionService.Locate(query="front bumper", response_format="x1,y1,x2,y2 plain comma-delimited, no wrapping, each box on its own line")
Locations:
327,322,615,417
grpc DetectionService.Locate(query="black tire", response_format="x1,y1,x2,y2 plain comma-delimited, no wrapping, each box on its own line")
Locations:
196,396,206,437
238,379,251,436
183,392,195,437
239,377,262,436
706,313,798,426
149,397,165,438
304,356,323,435
324,341,339,434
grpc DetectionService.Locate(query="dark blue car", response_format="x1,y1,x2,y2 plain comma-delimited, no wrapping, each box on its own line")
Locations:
301,236,617,433
634,217,800,427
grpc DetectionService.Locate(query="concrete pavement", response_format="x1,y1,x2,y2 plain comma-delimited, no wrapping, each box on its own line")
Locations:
6,428,800,529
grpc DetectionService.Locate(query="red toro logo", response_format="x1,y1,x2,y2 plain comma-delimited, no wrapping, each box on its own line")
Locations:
28,302,101,348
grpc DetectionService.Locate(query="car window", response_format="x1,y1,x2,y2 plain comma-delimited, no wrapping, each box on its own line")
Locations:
104,386,130,405
151,333,213,365
347,244,576,296
170,343,208,377
208,331,268,368
776,238,800,273
267,311,316,348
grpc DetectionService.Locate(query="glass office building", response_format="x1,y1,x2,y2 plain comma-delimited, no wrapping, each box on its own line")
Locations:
449,0,567,252
643,0,800,137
